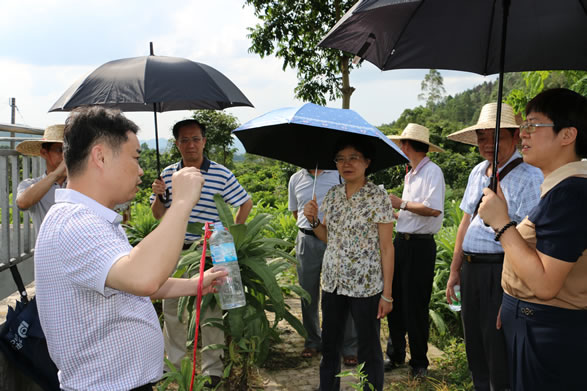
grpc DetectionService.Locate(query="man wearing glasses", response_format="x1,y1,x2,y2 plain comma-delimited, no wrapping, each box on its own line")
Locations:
151,119,252,387
445,103,543,391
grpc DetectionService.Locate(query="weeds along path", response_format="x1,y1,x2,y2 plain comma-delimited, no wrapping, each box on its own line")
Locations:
259,298,444,391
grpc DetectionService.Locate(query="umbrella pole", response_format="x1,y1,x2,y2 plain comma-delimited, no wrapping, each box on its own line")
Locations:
153,106,162,175
311,162,319,226
490,0,511,192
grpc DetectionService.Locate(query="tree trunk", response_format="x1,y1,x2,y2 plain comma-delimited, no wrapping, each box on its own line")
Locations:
340,56,355,109
335,0,354,109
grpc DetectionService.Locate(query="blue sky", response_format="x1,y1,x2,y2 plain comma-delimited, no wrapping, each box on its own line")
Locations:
0,0,496,143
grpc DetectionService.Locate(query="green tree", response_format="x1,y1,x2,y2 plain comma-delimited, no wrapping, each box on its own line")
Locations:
418,69,446,107
191,110,241,168
245,0,358,108
506,70,587,116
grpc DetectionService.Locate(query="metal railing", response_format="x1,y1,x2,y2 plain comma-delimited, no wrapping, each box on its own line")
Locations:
0,124,44,299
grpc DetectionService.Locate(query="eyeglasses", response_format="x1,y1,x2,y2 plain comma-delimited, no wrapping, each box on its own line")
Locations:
334,155,363,165
178,137,203,145
519,123,554,134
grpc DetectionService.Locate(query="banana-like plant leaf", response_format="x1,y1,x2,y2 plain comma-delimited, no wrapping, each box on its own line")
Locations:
213,193,235,226
186,222,205,236
283,309,307,339
284,284,311,303
228,223,248,249
226,306,246,341
239,257,285,319
429,308,447,335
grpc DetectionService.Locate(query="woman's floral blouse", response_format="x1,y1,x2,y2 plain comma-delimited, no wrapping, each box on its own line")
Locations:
321,181,394,297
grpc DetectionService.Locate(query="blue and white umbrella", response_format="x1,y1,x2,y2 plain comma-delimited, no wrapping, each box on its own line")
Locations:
233,102,407,172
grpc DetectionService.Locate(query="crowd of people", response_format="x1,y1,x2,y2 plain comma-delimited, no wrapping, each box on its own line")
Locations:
14,87,586,391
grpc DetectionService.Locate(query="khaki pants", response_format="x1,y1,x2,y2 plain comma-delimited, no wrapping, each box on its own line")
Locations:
163,298,225,377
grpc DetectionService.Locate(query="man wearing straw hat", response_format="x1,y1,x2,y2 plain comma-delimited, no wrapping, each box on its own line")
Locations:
445,103,542,391
16,124,67,232
385,123,445,378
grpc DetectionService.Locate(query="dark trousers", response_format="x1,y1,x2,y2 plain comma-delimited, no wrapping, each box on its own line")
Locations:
320,290,383,391
460,261,510,391
386,236,436,369
501,293,587,391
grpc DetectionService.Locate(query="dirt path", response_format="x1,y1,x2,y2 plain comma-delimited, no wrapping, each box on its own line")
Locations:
256,298,443,391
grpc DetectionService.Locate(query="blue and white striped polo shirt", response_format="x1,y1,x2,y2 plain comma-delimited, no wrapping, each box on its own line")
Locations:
150,158,251,241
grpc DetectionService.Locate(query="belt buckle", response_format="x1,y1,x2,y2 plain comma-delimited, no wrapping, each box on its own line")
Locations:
404,233,410,240
466,254,473,263
521,307,534,316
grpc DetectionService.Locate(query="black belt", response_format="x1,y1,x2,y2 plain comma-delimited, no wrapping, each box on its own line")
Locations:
463,252,504,264
396,232,434,240
299,227,316,237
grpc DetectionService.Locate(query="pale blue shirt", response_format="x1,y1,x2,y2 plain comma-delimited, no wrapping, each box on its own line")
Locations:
461,151,543,254
288,169,341,229
35,189,163,391
17,173,67,233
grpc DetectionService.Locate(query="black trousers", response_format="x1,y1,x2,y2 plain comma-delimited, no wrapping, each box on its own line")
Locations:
502,293,587,391
386,236,436,369
460,261,510,391
320,290,383,391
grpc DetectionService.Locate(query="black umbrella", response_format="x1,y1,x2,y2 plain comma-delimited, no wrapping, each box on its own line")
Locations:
50,43,253,176
319,0,587,188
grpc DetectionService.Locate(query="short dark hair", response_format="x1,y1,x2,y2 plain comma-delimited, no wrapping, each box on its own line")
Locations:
526,88,587,158
332,135,376,174
63,106,139,177
172,119,206,139
404,139,429,153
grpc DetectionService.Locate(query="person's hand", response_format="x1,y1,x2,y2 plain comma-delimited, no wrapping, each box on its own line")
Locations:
478,183,510,231
446,270,461,304
152,177,166,196
197,267,229,295
377,298,393,319
389,194,402,209
303,196,319,224
171,167,204,208
496,305,502,330
53,159,67,181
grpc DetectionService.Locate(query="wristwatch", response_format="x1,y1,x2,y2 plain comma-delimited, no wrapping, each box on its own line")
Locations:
400,200,408,210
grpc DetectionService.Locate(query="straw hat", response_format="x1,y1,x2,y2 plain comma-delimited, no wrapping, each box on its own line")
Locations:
16,124,65,156
447,103,519,146
388,123,445,153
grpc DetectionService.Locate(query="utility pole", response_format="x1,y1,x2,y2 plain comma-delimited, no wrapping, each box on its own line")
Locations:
9,97,16,149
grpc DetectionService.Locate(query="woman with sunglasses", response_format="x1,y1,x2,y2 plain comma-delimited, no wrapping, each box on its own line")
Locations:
479,88,587,391
304,135,394,391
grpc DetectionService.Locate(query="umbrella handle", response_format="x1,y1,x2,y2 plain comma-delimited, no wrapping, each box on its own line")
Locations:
158,188,170,204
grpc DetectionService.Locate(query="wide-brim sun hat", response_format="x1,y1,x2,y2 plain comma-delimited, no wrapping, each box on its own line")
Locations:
447,102,519,146
388,123,445,153
16,124,65,156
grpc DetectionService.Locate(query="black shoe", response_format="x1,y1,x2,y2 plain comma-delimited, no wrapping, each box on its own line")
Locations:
204,375,221,389
409,367,428,379
383,357,403,371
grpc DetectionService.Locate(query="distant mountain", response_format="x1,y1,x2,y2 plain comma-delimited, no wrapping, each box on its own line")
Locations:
140,138,169,151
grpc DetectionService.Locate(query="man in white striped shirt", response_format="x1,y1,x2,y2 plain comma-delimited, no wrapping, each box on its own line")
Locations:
151,119,252,385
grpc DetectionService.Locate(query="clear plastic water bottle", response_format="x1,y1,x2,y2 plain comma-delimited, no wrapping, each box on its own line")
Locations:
449,285,461,312
208,221,246,310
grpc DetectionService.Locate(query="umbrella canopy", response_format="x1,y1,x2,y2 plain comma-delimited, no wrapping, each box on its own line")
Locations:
49,55,253,112
319,0,587,74
49,45,253,179
319,0,587,188
232,102,407,172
